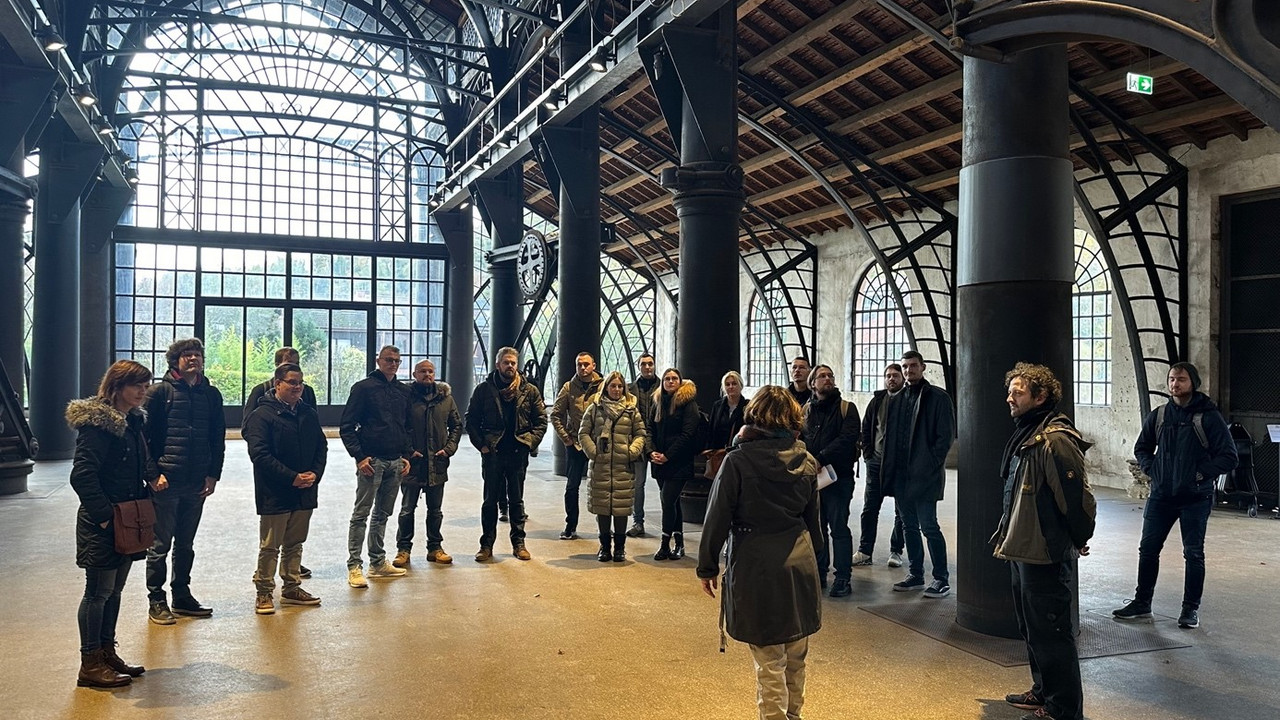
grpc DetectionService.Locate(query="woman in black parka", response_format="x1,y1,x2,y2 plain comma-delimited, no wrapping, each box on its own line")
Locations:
648,368,701,561
65,360,165,688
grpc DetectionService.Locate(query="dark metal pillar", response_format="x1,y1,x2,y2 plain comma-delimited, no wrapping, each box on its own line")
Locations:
0,146,30,410
79,182,135,396
475,167,525,355
30,120,103,460
956,46,1075,638
438,208,475,402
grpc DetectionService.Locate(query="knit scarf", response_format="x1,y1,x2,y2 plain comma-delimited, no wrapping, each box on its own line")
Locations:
494,371,521,401
999,403,1054,479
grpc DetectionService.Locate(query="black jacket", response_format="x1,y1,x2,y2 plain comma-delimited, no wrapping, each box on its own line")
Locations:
1134,392,1238,499
881,379,954,500
861,389,889,461
339,370,414,461
649,380,701,481
708,395,749,451
465,371,548,455
407,381,463,487
244,394,327,515
143,372,226,490
802,390,861,484
242,380,317,429
66,399,157,569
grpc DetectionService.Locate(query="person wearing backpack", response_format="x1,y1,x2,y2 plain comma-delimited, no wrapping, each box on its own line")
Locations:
801,364,861,597
648,368,701,561
1114,362,1237,630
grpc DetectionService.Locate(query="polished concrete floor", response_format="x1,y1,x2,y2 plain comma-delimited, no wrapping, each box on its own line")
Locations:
3,439,1277,720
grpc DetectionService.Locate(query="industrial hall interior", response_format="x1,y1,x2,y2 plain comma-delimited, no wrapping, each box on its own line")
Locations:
2,0,1279,719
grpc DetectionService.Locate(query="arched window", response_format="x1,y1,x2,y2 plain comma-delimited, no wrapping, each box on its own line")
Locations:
852,264,910,393
1074,229,1112,406
748,287,788,387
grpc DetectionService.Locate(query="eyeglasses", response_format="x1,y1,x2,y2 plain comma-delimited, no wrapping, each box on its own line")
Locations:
379,357,402,364
281,379,304,387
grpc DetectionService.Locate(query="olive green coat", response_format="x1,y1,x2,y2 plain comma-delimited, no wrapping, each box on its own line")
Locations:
579,391,647,516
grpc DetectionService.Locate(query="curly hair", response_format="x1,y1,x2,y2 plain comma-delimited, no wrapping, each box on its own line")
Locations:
1004,362,1063,406
744,385,803,433
165,337,205,369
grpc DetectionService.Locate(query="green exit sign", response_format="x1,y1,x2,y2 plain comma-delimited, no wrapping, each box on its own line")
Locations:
1127,72,1154,95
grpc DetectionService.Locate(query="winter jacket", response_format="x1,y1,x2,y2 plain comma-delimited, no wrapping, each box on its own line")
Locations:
143,372,226,490
465,371,548,455
801,390,861,484
405,381,462,488
550,372,603,447
241,380,317,429
881,379,954,501
628,375,659,454
649,379,701,481
1134,392,1238,499
339,370,414,461
787,383,813,408
696,431,822,647
579,391,647,516
708,395,749,451
992,412,1097,564
66,399,157,569
243,394,327,516
861,389,889,461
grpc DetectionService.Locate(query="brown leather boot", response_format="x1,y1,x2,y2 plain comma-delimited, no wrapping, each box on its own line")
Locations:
78,649,132,688
102,643,145,677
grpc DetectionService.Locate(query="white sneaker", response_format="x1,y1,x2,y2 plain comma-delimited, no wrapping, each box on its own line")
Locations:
348,566,368,588
851,551,873,566
367,562,407,578
888,552,904,568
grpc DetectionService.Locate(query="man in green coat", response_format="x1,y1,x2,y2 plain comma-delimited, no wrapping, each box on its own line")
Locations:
394,360,462,567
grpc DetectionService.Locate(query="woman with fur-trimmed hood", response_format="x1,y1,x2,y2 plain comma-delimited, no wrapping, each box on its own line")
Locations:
648,368,701,561
65,360,164,689
580,371,647,562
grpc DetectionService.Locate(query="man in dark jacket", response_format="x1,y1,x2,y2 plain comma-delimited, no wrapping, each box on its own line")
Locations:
339,345,413,588
801,364,861,597
241,347,317,427
1114,362,1237,629
993,363,1096,720
143,337,225,625
625,352,658,537
466,346,548,562
243,363,327,615
394,359,462,568
787,356,813,407
883,350,955,598
550,352,602,540
854,363,906,568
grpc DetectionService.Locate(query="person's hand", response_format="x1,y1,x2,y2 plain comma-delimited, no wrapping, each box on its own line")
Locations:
1078,544,1090,557
99,520,110,529
357,457,374,476
293,473,309,488
700,577,718,599
434,450,446,457
651,452,667,465
480,446,491,454
150,474,169,493
412,450,424,458
401,458,411,476
199,476,218,498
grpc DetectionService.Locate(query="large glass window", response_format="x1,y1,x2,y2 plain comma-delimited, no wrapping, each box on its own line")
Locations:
852,264,911,393
1074,229,1112,406
748,287,788,387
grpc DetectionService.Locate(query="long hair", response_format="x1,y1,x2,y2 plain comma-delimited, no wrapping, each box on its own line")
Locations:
600,370,628,400
720,370,744,396
96,360,153,406
653,368,682,420
743,385,803,433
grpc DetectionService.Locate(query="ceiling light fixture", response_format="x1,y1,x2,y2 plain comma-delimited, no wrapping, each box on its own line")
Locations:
74,83,97,107
35,23,66,53
588,50,616,73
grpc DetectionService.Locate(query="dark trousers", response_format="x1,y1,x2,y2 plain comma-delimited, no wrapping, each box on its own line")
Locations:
1135,492,1212,609
1011,560,1083,720
656,473,686,536
147,489,206,602
817,481,854,580
858,461,904,555
79,562,132,653
899,493,948,583
564,446,588,531
596,514,627,540
480,451,528,549
397,482,446,552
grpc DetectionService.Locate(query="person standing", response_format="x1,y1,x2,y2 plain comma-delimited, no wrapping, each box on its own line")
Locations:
241,347,317,423
579,372,647,562
339,345,412,588
786,356,813,407
244,363,327,615
884,350,955,598
994,363,1096,720
697,386,822,720
67,360,164,687
550,352,603,540
394,359,462,567
801,364,861,598
648,368,701,561
1113,362,1237,629
625,353,659,538
143,338,225,624
854,363,907,568
465,346,548,562
707,370,750,452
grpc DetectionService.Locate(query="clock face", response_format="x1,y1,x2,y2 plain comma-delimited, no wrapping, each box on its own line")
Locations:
517,230,550,300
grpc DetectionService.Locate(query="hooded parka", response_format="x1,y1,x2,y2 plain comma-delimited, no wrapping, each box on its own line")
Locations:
406,381,463,487
579,391,647,516
649,379,701,481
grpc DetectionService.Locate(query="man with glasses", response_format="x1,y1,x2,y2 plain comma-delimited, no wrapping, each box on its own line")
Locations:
143,338,226,624
339,345,413,588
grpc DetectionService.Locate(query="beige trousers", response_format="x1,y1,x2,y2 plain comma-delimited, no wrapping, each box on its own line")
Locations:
748,637,809,720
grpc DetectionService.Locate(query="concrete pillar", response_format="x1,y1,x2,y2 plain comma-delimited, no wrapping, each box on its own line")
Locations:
439,208,475,403
80,231,113,398
956,45,1075,638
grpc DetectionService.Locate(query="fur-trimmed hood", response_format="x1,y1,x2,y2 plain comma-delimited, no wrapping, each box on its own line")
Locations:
653,379,698,420
413,380,452,400
65,398,137,437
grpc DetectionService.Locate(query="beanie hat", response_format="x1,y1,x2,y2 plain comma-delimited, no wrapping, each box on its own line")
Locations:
1170,361,1201,391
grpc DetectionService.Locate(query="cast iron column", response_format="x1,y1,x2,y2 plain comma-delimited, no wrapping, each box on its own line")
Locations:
0,147,29,407
956,45,1075,638
439,208,475,403
80,220,112,398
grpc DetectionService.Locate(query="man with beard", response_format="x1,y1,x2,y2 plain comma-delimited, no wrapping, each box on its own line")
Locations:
801,364,861,597
466,347,548,561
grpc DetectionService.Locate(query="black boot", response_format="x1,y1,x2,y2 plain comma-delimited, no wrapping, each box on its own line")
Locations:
654,534,672,561
102,643,145,677
671,532,686,560
78,649,131,688
597,535,612,562
613,534,626,562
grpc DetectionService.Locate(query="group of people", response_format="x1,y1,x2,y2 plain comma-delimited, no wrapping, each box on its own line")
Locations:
66,336,1238,720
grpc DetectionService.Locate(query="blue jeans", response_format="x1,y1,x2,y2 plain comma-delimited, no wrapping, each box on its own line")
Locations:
898,494,949,583
397,482,446,553
858,461,904,555
147,489,206,602
1011,560,1082,720
1135,492,1212,609
79,562,132,652
564,446,588,531
632,460,649,524
480,451,529,549
817,481,854,581
348,458,403,569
